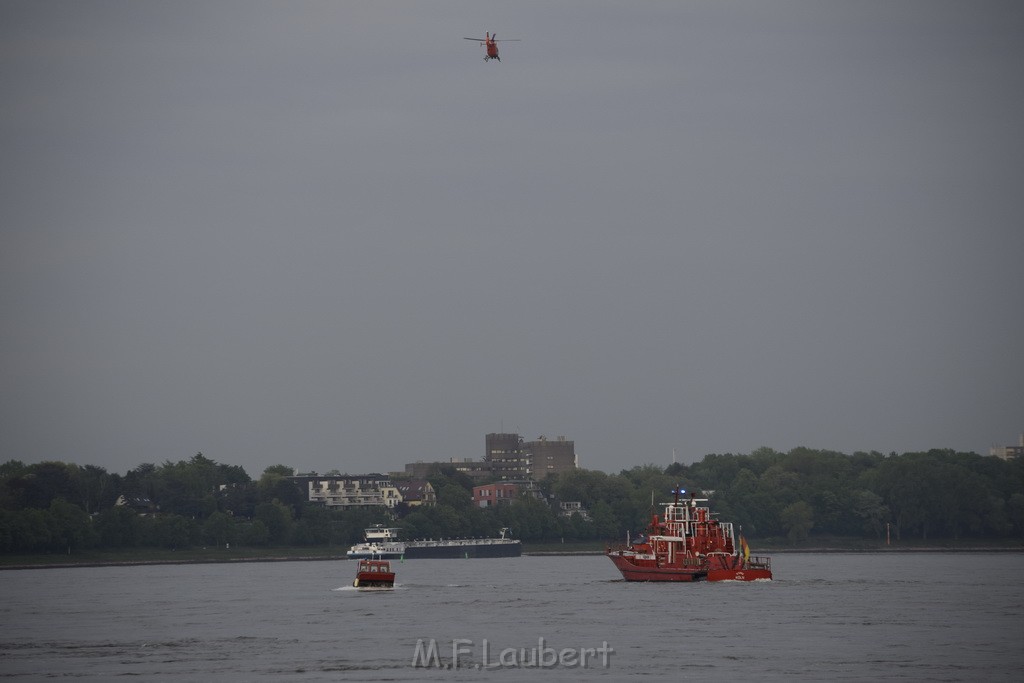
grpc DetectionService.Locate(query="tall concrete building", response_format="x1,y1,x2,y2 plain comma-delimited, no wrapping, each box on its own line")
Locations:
485,432,577,481
485,432,531,481
527,435,577,479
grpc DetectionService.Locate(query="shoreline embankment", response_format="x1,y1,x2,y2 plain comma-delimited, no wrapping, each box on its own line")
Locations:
3,545,1022,570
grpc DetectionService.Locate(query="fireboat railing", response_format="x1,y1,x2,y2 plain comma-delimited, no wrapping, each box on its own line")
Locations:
745,555,771,569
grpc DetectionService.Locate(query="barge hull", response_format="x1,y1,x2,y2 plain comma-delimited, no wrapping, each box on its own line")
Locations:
403,542,521,559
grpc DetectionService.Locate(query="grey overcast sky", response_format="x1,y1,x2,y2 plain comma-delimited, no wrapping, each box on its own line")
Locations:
2,1,1022,478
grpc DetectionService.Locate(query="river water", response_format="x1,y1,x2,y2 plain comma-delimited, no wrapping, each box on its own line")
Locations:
1,552,1022,681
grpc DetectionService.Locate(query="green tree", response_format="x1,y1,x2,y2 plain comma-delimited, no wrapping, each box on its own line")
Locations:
216,463,251,486
0,509,52,552
150,514,193,549
219,483,260,518
257,467,304,513
155,454,221,519
202,511,236,547
291,505,337,545
851,490,888,538
400,509,439,540
48,498,97,552
254,501,293,544
122,463,160,501
240,519,270,546
780,501,814,543
1008,493,1024,537
76,465,120,513
589,500,620,539
430,466,476,493
95,506,140,548
435,482,472,510
505,497,558,541
9,462,79,509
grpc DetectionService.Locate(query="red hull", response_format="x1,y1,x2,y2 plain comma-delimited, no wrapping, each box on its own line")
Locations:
608,552,705,581
354,571,395,588
608,551,771,582
706,568,773,581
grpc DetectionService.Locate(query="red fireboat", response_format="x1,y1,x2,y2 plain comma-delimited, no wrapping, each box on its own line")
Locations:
352,558,395,589
607,487,772,582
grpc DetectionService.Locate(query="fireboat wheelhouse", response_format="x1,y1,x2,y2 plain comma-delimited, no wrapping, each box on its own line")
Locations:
352,558,395,589
607,488,772,582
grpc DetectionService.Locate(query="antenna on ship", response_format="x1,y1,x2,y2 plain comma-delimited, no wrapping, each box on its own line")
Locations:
671,486,685,505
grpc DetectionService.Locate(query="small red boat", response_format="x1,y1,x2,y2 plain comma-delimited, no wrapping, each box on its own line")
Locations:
352,558,395,588
607,488,772,582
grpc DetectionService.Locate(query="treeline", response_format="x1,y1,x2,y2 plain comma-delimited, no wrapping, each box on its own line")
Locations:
2,448,1023,555
0,455,384,554
561,447,1024,543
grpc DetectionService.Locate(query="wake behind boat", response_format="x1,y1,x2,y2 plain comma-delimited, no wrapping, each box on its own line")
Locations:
607,488,772,582
347,524,521,559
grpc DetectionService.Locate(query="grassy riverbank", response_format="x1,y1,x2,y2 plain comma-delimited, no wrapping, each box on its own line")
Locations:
754,535,1024,552
0,546,348,569
525,537,1024,555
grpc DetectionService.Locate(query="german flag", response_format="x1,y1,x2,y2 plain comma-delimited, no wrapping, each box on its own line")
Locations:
740,535,750,564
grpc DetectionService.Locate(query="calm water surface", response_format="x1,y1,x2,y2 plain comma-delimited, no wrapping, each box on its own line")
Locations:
1,553,1022,681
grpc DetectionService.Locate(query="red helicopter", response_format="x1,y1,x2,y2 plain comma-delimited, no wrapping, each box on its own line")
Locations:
463,32,521,62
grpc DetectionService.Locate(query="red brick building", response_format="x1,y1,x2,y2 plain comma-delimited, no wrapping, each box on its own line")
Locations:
472,483,519,508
